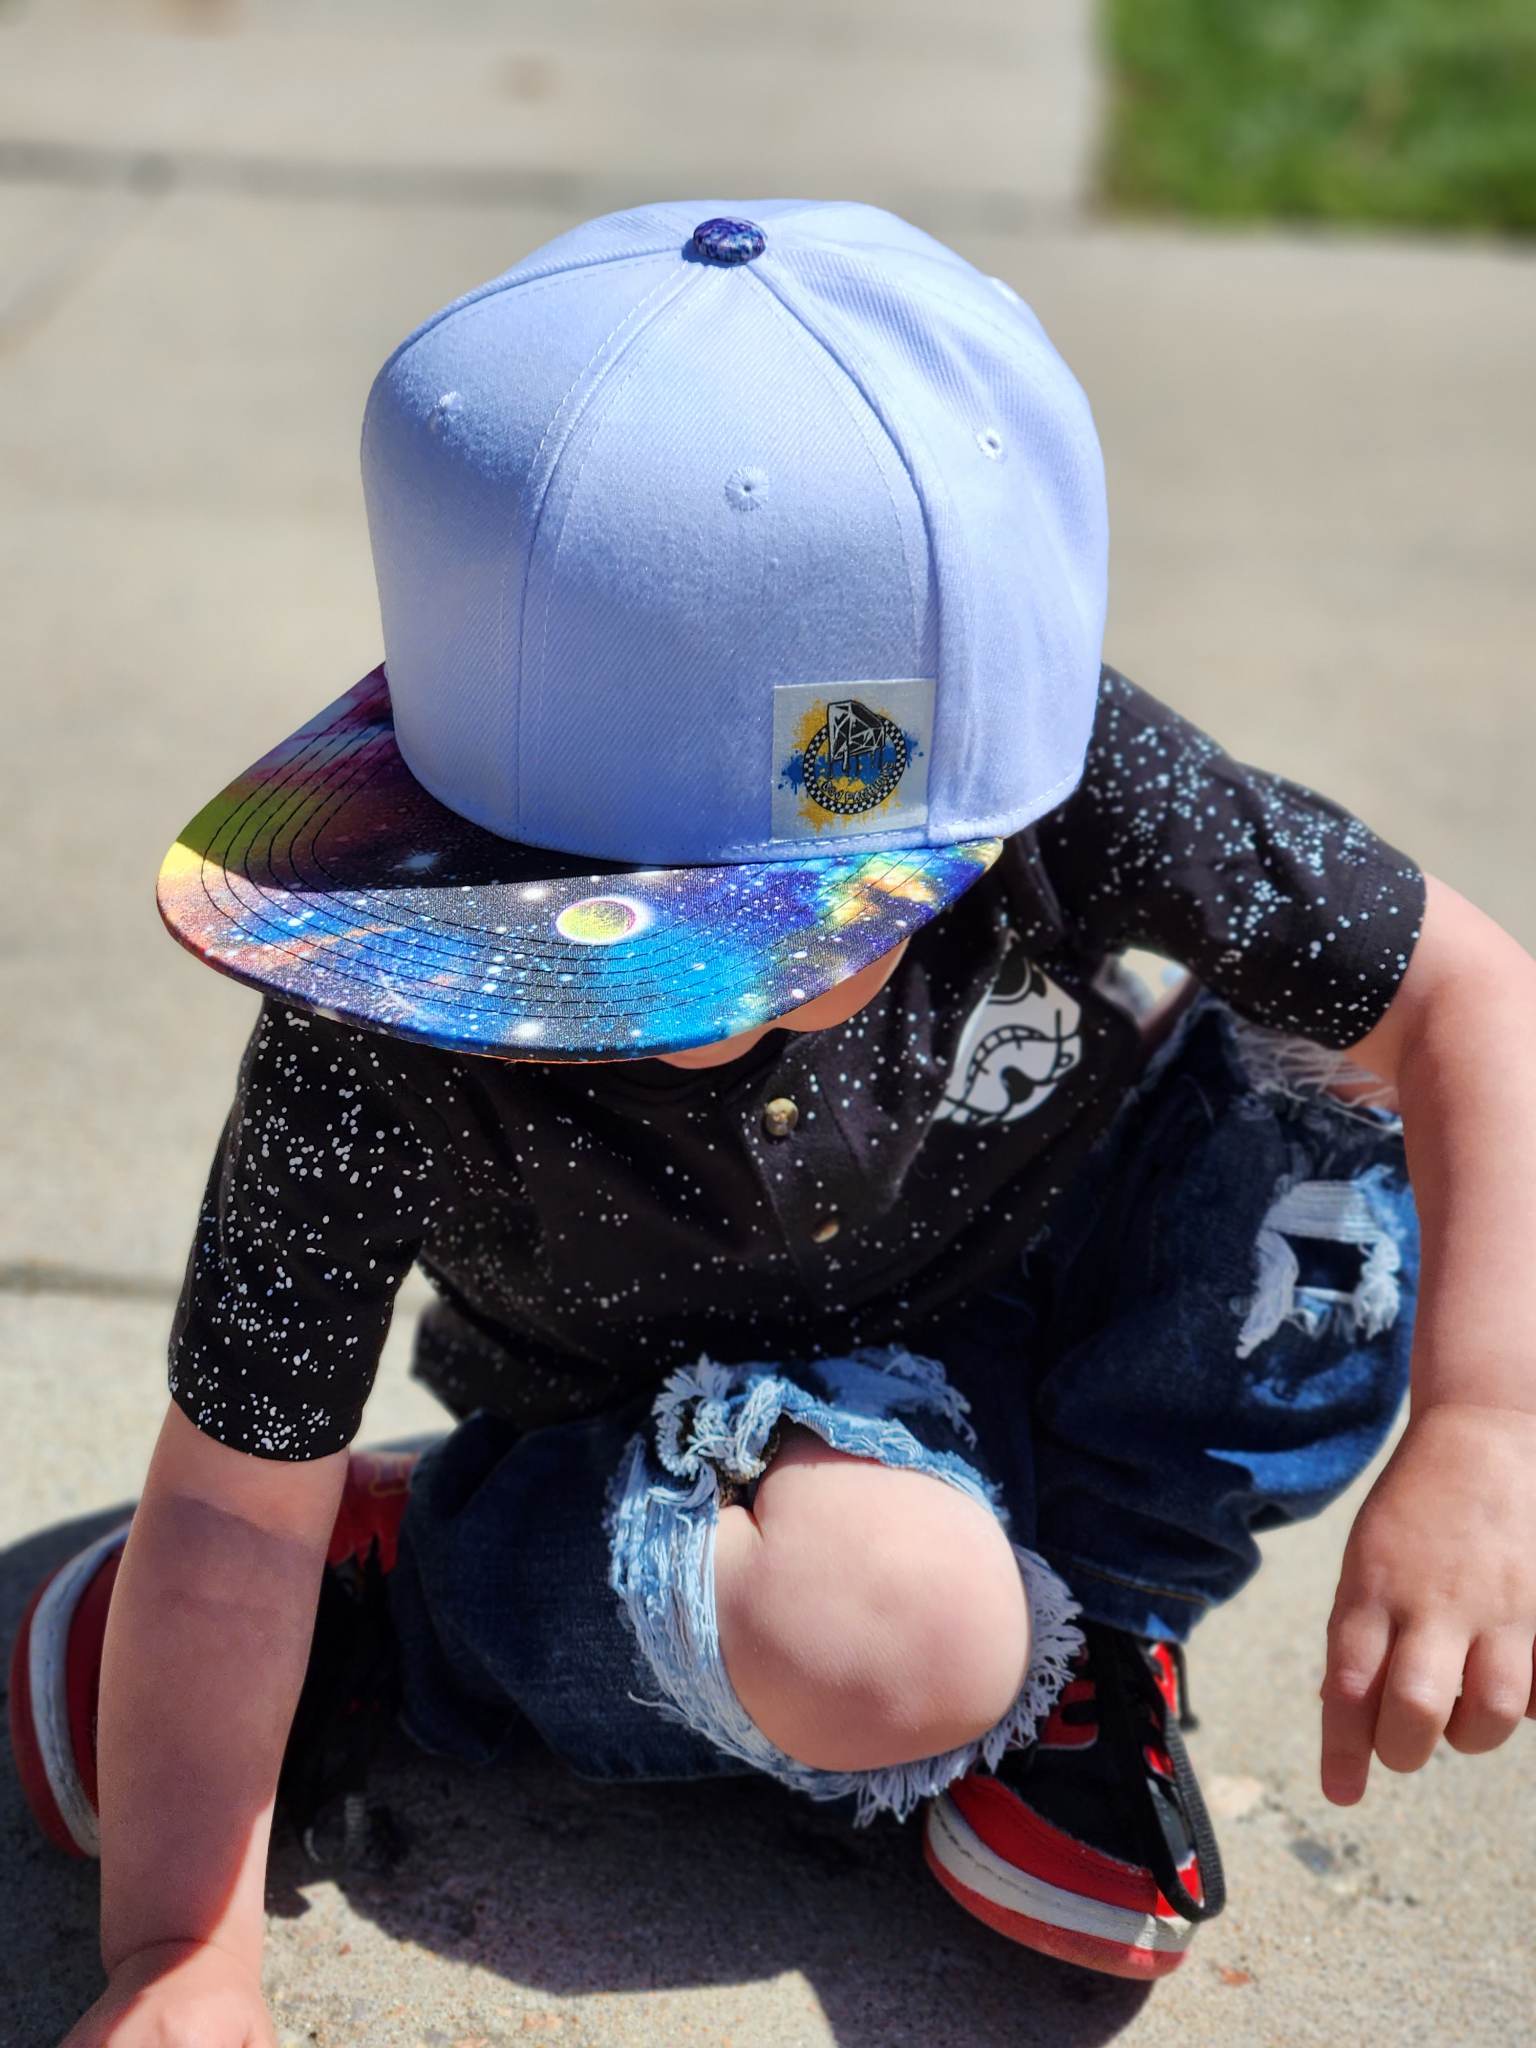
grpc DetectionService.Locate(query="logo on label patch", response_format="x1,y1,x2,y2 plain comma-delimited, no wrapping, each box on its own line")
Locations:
770,677,934,842
803,698,909,816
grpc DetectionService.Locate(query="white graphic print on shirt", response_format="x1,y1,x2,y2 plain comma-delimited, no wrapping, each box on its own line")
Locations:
936,942,1083,1126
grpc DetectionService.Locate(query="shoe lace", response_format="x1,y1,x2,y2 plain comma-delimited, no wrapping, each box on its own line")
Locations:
1093,1625,1226,1923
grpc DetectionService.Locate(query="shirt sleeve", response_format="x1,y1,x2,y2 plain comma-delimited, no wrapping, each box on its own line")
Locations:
1033,667,1426,1046
168,1001,446,1460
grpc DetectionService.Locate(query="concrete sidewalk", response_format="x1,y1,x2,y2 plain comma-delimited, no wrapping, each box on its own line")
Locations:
3,4,1534,2043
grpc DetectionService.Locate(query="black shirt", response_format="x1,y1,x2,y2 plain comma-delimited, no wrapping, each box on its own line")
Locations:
169,670,1425,1459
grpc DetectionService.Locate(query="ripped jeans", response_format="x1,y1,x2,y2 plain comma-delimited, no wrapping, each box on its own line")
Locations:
388,996,1418,1821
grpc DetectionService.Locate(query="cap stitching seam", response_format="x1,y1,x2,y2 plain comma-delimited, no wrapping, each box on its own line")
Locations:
744,267,925,682
800,288,972,841
524,271,713,834
734,199,842,236
361,264,665,489
790,243,1032,348
749,262,964,837
800,246,1090,426
790,233,977,286
502,267,692,832
371,245,682,392
651,203,704,234
948,759,1086,846
875,255,1105,657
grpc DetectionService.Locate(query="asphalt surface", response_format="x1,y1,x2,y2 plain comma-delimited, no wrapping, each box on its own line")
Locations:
2,3,1534,2044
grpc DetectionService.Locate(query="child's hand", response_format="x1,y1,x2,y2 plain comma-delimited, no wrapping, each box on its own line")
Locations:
60,1940,276,2048
1321,1403,1536,1804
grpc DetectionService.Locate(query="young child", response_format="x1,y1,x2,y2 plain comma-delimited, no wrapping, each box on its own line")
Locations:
12,201,1536,2040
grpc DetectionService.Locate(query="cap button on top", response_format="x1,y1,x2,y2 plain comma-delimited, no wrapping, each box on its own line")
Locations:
761,1095,799,1140
691,217,766,266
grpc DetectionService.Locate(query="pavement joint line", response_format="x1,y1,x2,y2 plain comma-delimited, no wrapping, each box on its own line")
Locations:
0,182,160,352
0,135,1078,233
0,1259,180,1305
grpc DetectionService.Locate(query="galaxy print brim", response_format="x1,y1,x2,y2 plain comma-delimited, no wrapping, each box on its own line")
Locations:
156,669,1002,1061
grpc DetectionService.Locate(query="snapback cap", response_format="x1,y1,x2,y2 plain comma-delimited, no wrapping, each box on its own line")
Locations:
157,200,1109,1060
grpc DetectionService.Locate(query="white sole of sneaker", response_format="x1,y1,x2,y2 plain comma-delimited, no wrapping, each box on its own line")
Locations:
25,1525,129,1857
925,1790,1195,1961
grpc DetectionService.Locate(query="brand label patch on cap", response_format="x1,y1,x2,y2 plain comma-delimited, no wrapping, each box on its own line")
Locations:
771,678,935,841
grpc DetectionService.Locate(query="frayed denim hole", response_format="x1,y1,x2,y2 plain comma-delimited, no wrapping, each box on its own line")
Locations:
1235,1169,1406,1362
605,1358,1086,1823
1291,1238,1371,1296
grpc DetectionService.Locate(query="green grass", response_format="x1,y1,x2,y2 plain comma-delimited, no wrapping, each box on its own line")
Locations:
1102,0,1536,233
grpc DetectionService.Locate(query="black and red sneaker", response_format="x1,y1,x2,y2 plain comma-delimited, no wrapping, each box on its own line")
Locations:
7,1448,418,1864
7,1524,126,1857
923,1620,1226,1979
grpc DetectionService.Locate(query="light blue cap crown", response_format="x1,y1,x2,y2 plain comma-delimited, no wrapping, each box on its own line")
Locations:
361,200,1108,867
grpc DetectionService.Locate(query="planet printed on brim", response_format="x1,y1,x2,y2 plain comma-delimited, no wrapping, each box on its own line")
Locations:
155,669,1002,1061
555,896,652,945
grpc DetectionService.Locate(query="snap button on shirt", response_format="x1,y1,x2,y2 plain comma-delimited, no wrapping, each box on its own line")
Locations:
761,1096,800,1139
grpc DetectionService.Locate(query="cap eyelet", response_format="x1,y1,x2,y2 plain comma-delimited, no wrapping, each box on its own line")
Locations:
725,467,769,511
976,426,1005,461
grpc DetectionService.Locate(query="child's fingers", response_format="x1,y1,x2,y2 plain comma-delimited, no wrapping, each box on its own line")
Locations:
1445,1631,1535,1754
1320,1601,1392,1805
1373,1626,1465,1773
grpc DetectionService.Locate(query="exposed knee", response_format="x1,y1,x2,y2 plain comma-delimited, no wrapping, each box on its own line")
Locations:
714,1427,1030,1772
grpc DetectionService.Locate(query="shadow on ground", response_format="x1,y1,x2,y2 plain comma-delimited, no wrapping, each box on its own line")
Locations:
1,1511,1154,2048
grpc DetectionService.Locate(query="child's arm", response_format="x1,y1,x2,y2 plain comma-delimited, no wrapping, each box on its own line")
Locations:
62,1402,346,2047
1320,873,1536,1803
